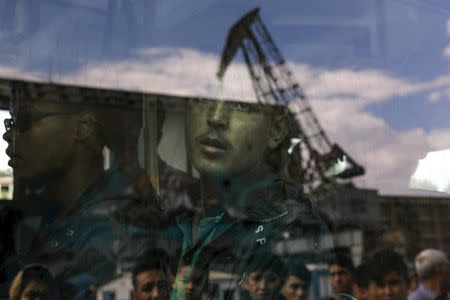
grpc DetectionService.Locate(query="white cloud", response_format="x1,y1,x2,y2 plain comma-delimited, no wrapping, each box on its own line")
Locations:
302,68,419,107
444,45,450,59
443,18,450,59
0,47,449,195
310,98,429,195
427,128,450,150
423,74,450,103
0,66,40,82
410,149,450,194
447,19,450,36
59,48,256,102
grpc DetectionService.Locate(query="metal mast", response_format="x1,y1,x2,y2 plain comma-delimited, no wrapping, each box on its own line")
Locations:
218,8,364,188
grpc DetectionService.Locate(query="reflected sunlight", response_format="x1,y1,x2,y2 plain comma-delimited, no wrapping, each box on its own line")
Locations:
409,148,450,193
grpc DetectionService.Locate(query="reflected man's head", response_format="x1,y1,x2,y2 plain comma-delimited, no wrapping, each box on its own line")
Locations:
186,98,289,178
353,262,381,300
174,265,209,300
414,248,450,295
3,83,104,181
132,249,174,300
9,264,54,300
370,249,409,300
173,249,212,300
244,251,287,300
328,254,354,296
281,262,311,300
246,271,283,300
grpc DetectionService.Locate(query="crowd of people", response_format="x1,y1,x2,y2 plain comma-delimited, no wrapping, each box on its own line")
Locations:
0,80,448,300
8,247,448,300
327,248,449,300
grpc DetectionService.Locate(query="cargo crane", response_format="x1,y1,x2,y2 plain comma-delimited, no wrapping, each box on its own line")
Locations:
217,8,364,190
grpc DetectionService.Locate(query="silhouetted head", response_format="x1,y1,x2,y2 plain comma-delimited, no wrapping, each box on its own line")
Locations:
9,264,54,300
3,82,105,182
132,249,174,300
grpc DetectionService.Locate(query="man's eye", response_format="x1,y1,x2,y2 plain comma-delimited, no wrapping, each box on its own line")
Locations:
254,274,262,281
231,102,251,111
142,283,156,291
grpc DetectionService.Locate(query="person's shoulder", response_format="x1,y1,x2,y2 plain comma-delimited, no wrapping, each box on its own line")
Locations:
408,285,433,300
159,158,195,188
407,289,420,300
102,167,167,226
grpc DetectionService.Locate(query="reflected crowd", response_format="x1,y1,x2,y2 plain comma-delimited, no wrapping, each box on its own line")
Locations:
0,80,448,300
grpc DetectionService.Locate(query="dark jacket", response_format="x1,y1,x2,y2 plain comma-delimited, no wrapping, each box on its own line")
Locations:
171,178,334,300
3,168,166,299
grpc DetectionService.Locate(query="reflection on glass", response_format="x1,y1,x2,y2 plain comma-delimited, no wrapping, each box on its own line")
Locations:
409,149,450,194
0,80,165,299
0,1,449,300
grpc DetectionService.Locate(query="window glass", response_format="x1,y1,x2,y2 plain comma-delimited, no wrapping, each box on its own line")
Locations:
0,2,449,300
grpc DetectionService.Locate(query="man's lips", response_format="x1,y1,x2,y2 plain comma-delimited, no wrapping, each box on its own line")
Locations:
198,135,230,152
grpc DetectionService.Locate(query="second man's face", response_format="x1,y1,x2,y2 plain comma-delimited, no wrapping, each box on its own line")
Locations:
3,100,77,181
186,99,274,178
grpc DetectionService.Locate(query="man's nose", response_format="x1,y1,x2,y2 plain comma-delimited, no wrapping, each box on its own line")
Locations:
150,286,160,298
207,102,230,130
257,279,267,290
381,285,392,297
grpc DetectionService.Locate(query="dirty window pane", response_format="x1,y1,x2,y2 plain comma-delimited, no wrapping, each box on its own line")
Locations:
0,2,449,300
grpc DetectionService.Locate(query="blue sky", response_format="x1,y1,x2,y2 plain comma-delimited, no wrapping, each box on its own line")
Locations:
1,0,450,195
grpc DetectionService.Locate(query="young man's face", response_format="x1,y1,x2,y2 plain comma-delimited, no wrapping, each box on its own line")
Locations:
281,275,307,300
174,265,209,300
245,271,282,300
329,264,353,295
353,284,368,300
186,100,274,177
376,272,408,300
367,281,382,300
354,281,380,300
133,270,172,300
3,99,77,181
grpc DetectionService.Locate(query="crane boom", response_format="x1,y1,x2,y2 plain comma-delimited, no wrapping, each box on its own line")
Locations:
218,8,364,187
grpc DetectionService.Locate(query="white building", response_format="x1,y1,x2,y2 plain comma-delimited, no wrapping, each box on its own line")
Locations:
96,272,132,300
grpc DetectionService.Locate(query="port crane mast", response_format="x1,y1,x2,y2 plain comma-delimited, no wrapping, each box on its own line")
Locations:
217,8,364,190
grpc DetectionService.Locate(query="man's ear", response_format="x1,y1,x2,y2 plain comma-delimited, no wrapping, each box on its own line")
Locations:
74,112,96,141
268,114,289,149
